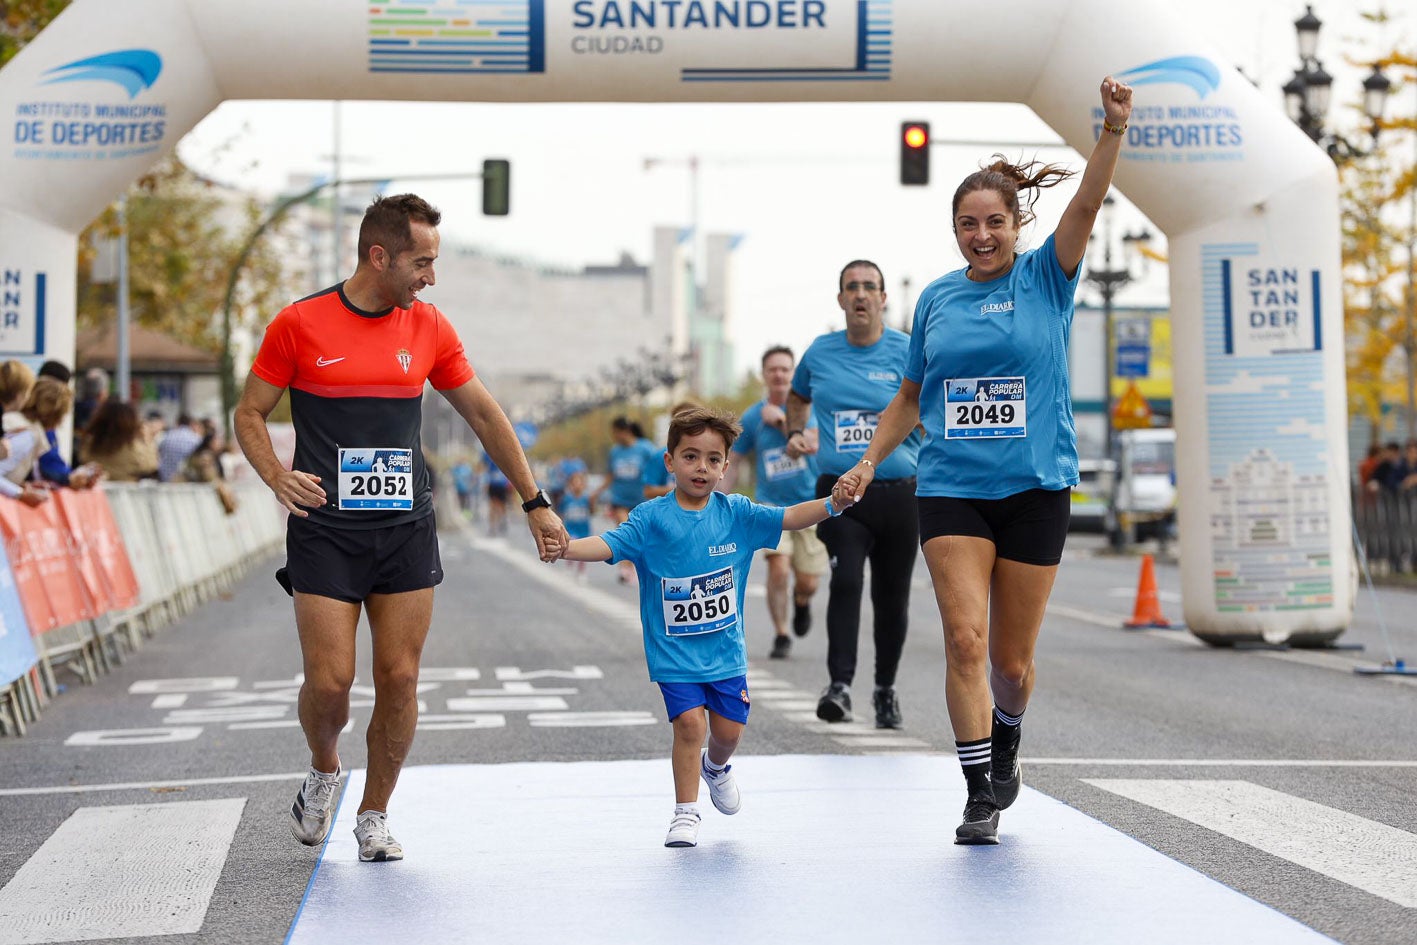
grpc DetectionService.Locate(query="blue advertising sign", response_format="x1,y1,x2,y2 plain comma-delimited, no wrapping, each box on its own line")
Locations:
1115,317,1151,379
0,544,38,687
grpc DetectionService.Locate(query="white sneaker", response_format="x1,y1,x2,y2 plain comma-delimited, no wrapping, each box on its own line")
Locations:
289,766,342,846
700,750,741,815
664,809,701,847
354,810,404,862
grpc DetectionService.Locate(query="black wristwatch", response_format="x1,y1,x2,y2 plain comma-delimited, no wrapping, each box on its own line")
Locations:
521,490,551,513
786,429,804,439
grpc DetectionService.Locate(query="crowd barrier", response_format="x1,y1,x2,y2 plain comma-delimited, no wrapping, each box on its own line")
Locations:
0,481,284,736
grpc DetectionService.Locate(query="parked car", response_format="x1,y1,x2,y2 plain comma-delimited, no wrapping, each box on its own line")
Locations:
1070,458,1116,532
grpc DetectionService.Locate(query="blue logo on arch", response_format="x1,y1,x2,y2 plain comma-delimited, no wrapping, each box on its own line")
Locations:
1117,56,1221,100
42,49,163,100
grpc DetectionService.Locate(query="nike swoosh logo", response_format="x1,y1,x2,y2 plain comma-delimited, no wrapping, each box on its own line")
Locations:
316,357,346,367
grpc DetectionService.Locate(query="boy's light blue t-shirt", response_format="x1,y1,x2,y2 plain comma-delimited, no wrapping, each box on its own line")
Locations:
602,491,784,683
906,233,1081,499
791,328,920,479
732,400,818,506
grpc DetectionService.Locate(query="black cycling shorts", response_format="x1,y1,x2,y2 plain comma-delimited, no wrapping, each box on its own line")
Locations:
276,513,443,602
917,488,1071,566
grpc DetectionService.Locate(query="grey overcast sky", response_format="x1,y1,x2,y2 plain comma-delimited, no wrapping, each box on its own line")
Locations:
176,1,1403,381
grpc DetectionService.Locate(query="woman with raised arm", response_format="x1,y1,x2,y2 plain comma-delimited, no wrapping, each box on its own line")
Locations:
832,76,1133,845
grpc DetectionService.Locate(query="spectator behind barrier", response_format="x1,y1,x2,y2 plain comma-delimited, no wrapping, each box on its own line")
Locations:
157,414,204,482
82,400,160,482
0,375,66,506
72,366,109,459
35,359,100,490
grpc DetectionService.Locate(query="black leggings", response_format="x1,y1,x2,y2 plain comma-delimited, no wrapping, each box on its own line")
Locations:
814,474,919,688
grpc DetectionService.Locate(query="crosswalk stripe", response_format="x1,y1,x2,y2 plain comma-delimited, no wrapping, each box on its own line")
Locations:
0,798,245,944
1085,779,1417,908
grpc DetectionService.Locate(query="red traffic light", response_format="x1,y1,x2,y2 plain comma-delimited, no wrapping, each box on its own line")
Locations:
900,121,930,185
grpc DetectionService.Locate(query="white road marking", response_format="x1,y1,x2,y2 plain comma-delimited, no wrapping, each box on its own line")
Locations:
527,711,658,727
833,736,930,749
0,773,306,798
446,696,569,711
64,728,202,747
1086,779,1417,908
0,799,245,944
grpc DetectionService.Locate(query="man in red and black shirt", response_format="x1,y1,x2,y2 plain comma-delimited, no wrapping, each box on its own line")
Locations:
235,193,566,863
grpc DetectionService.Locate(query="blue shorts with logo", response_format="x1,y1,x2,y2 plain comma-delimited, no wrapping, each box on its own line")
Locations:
658,675,751,723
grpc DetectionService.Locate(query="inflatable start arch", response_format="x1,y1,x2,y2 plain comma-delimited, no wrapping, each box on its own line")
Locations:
0,0,1352,644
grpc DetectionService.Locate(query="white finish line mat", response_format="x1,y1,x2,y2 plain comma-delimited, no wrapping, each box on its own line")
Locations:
288,754,1336,944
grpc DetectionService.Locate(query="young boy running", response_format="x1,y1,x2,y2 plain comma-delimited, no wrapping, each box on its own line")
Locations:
557,406,851,847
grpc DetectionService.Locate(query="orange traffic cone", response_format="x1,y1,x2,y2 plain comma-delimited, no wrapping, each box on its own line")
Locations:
1124,554,1171,629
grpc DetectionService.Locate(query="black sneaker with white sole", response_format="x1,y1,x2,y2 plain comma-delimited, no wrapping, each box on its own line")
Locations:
954,791,1001,845
991,717,1023,809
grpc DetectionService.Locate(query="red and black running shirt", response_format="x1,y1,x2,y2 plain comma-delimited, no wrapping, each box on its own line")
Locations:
250,283,475,529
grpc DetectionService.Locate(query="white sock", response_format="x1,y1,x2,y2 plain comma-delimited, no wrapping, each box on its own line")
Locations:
312,764,339,779
674,803,701,817
703,755,727,775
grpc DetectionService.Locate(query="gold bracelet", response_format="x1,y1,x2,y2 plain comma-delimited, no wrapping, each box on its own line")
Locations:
859,458,875,468
1102,119,1127,136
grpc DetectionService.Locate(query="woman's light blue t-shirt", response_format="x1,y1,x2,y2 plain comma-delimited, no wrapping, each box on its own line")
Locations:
906,233,1082,499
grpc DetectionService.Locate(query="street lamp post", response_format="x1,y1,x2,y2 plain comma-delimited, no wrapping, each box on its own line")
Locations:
1085,194,1150,549
1281,5,1396,430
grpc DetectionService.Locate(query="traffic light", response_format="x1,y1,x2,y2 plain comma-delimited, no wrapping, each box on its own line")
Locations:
482,158,510,215
900,121,930,186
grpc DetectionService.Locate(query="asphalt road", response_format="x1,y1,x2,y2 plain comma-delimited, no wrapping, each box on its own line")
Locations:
1,518,1414,945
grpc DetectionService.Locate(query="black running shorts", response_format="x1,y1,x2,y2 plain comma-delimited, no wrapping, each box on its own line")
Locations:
277,513,443,602
917,488,1071,566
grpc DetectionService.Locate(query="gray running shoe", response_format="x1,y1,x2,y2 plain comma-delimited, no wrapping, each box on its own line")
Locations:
873,686,902,729
816,682,852,722
289,766,342,846
354,810,404,862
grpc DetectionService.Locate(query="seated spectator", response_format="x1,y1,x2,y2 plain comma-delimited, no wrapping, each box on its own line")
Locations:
157,414,203,482
34,359,100,489
82,400,159,482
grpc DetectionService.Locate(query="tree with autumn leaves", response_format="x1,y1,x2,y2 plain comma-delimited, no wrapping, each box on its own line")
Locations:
1342,48,1417,443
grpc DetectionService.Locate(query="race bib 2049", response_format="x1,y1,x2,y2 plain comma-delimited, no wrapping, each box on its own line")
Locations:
944,377,1027,439
660,567,737,636
338,447,414,510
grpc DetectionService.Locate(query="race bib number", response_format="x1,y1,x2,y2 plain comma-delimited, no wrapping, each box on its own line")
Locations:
945,377,1027,439
834,410,878,452
562,503,590,523
612,457,642,480
661,567,737,636
762,446,808,481
338,448,414,510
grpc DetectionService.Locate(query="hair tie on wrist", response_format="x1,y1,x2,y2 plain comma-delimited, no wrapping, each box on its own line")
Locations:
1102,119,1127,136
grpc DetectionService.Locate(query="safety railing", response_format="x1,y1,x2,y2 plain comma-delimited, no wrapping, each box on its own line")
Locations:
0,481,284,736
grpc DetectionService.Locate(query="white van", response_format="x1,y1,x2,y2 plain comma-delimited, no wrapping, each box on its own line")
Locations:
1113,427,1177,543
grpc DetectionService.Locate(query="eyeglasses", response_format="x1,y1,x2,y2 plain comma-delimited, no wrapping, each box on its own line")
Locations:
842,281,881,293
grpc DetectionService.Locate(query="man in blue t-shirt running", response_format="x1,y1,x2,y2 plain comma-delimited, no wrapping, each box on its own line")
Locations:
722,346,826,660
